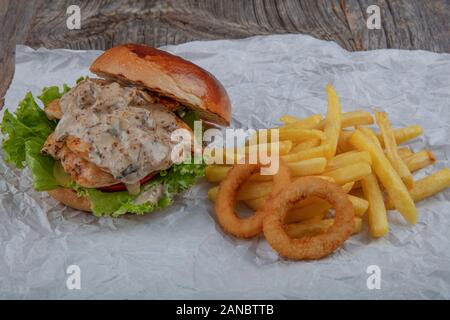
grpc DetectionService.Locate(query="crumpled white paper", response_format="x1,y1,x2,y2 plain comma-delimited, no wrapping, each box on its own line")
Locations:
1,34,450,299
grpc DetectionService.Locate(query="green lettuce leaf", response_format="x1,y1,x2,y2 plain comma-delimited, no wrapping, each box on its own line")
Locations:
156,161,206,194
37,84,70,107
24,139,59,191
177,107,200,130
71,162,205,217
1,92,56,168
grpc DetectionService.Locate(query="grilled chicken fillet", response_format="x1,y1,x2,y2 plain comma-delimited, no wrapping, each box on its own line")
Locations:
41,78,192,192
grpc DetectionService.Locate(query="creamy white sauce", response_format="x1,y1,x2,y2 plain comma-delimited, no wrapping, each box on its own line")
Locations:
54,79,179,192
134,184,165,205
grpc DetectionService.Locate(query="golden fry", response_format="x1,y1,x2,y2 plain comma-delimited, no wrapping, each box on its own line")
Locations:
348,195,369,217
323,162,372,185
205,140,293,165
244,140,293,155
291,138,321,153
386,168,450,209
208,186,219,202
285,218,362,238
287,194,366,221
337,130,354,153
322,84,342,158
278,127,324,142
317,110,373,129
281,144,330,163
398,147,413,159
279,114,323,128
341,181,355,193
358,126,382,149
404,150,436,172
244,197,265,211
339,125,423,153
207,156,329,183
349,130,417,224
237,181,273,200
375,111,414,188
326,151,371,171
361,173,389,237
205,165,231,183
285,201,330,224
312,176,336,183
378,125,423,146
209,180,276,203
288,157,327,176
206,165,276,183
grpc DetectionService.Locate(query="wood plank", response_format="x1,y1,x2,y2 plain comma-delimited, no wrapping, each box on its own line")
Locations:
1,0,449,108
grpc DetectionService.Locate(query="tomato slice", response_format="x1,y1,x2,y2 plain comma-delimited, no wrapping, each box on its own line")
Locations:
98,173,157,192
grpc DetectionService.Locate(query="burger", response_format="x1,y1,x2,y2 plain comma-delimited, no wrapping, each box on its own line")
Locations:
1,44,231,217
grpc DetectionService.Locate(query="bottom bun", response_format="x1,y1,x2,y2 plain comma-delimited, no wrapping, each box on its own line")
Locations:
48,187,92,212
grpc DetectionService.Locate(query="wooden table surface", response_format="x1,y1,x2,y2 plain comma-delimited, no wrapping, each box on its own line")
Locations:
1,0,449,108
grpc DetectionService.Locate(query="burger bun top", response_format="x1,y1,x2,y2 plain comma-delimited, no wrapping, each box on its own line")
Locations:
90,44,231,126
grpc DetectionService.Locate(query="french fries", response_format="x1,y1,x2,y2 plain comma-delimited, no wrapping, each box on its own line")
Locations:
341,181,355,193
386,168,450,209
361,173,388,237
410,169,450,201
279,114,323,128
244,140,293,156
205,140,293,165
339,125,423,153
235,176,343,202
326,151,371,171
348,195,369,217
281,144,330,163
349,130,417,224
291,138,321,153
375,111,414,188
209,181,275,202
344,149,435,178
337,130,354,153
283,110,372,130
323,162,372,185
285,202,330,224
243,194,324,212
357,126,382,149
278,127,324,142
322,85,342,158
237,181,273,200
290,193,366,219
286,218,362,238
285,194,365,224
207,157,328,183
398,147,413,159
205,166,230,183
350,149,435,187
404,150,436,172
317,110,373,129
288,158,327,176
207,84,450,244
377,125,423,147
207,186,219,202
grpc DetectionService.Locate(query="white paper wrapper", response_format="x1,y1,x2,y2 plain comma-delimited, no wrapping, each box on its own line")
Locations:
1,34,450,299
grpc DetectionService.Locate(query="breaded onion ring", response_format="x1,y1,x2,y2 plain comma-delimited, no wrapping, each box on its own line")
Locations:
215,160,291,238
263,177,354,260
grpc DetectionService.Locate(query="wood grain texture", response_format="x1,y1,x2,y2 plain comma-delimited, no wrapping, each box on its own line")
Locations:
0,0,34,108
1,0,450,108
